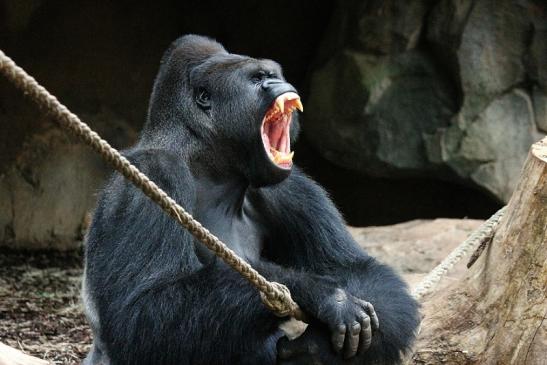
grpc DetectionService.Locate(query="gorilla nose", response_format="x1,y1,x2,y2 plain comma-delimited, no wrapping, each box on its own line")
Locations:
262,79,285,89
262,79,297,98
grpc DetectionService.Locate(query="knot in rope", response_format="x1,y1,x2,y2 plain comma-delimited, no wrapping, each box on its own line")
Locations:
260,281,300,318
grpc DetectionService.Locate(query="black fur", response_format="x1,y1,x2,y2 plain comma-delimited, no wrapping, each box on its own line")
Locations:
83,35,420,365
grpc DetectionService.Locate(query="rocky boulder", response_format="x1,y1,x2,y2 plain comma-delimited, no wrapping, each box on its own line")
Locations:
306,49,456,177
0,111,136,250
304,0,547,201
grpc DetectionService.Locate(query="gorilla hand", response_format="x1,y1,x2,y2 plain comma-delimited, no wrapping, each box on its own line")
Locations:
314,288,379,359
277,320,377,365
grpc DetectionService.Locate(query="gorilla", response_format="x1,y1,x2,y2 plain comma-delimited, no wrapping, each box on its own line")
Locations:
82,35,419,365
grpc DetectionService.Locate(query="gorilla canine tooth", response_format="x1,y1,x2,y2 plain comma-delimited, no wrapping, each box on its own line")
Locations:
270,148,294,164
274,92,303,114
276,98,285,113
294,99,303,112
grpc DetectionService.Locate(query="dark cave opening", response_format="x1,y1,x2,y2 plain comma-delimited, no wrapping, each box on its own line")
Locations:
295,137,502,226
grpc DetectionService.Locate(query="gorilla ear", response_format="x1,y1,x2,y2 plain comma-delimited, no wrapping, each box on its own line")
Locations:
166,34,227,68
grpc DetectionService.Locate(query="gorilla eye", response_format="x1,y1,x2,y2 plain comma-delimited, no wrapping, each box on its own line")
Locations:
195,87,211,110
251,71,268,83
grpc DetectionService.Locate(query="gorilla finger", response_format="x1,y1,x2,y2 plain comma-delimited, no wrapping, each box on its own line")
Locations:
343,321,361,359
359,299,379,331
331,324,346,353
358,315,372,352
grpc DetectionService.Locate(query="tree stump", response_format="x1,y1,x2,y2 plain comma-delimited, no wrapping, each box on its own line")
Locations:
410,137,547,364
0,343,48,365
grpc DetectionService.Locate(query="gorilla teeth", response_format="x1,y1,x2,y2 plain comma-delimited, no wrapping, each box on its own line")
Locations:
295,99,303,112
275,98,285,113
267,93,303,120
270,149,294,164
261,92,303,168
274,92,303,114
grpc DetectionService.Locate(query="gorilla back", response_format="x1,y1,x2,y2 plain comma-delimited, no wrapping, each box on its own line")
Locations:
83,35,420,365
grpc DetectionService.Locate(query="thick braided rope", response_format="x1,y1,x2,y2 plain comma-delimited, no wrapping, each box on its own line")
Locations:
0,49,301,319
412,206,506,300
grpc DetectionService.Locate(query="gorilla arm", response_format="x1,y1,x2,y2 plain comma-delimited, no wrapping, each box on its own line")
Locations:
86,150,384,364
254,168,420,364
85,150,285,365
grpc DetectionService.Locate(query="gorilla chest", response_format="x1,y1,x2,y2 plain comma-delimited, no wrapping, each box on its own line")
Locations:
193,203,265,264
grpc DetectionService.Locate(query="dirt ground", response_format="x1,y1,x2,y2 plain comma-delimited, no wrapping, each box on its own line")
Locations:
0,250,90,364
0,218,483,364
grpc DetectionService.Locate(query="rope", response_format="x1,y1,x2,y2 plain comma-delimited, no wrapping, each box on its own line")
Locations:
0,48,505,317
411,206,506,300
0,49,302,320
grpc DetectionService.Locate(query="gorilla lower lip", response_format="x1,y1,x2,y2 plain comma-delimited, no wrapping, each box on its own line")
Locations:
261,92,302,169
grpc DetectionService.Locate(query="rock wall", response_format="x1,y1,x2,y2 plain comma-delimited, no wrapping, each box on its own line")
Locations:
0,0,539,249
0,114,136,250
305,0,546,201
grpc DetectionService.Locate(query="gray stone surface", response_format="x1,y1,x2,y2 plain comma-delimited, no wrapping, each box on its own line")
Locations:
534,87,547,133
0,114,136,250
306,50,455,177
351,0,431,55
426,0,474,77
437,90,544,201
527,1,547,91
305,0,546,201
457,0,529,119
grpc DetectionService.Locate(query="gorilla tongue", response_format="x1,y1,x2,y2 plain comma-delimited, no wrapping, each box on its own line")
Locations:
261,92,303,169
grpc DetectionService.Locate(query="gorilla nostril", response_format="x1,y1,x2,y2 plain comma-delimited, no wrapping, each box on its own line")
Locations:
262,79,283,89
262,80,272,89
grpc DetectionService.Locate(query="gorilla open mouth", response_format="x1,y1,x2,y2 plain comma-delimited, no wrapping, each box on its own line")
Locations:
261,92,303,169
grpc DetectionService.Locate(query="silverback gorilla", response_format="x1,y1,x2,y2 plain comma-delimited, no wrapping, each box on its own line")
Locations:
82,35,419,365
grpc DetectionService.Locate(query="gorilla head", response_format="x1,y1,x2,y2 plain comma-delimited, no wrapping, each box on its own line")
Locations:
141,35,303,187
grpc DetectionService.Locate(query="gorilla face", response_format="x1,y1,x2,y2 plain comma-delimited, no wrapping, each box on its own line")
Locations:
145,35,303,187
190,53,303,186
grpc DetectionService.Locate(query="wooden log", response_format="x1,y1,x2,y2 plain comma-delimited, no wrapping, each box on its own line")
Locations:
0,343,48,365
410,137,547,364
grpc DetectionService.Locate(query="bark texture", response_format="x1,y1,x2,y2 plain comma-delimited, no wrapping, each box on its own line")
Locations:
411,137,547,364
